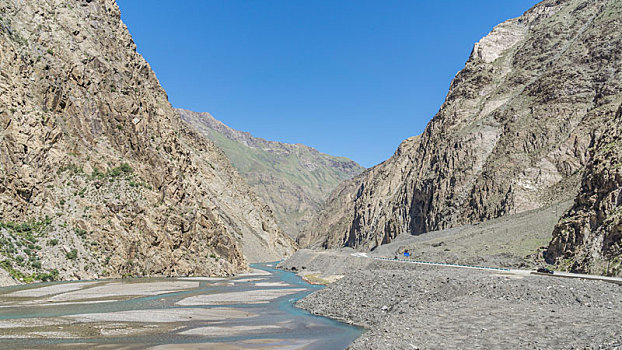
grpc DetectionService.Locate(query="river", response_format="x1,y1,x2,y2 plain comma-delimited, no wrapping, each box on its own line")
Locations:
0,262,363,349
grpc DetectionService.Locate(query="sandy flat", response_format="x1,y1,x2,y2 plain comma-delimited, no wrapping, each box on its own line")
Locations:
97,323,180,337
179,324,282,337
0,318,72,329
49,281,200,301
176,289,306,306
236,268,272,277
148,338,315,350
235,278,267,283
26,331,74,338
177,277,227,281
0,298,121,308
66,307,255,323
255,282,290,287
3,281,100,298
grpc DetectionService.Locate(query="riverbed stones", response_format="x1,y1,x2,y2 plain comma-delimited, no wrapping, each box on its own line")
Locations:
176,288,306,306
0,265,362,348
67,308,254,323
294,253,622,349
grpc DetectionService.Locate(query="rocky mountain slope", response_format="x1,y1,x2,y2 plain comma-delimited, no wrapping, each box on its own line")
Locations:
178,109,364,238
0,0,294,285
546,105,622,275
299,0,622,275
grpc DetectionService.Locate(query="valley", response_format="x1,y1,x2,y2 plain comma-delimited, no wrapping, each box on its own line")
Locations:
178,109,364,239
0,0,620,348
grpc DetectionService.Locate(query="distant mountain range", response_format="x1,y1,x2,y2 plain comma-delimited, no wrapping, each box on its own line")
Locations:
179,109,365,239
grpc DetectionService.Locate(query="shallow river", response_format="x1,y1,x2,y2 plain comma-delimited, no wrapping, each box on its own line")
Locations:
0,263,363,349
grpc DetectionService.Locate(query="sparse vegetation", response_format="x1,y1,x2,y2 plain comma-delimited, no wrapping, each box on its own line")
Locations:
66,248,78,260
57,163,83,175
129,180,152,190
1,17,28,46
75,228,87,238
0,217,51,269
109,163,133,177
599,140,621,154
90,167,106,179
90,163,133,180
0,260,30,281
301,273,331,285
0,260,57,283
36,269,59,282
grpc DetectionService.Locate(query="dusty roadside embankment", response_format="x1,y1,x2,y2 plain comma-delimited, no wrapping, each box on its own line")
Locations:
281,250,622,349
280,202,573,285
368,201,574,270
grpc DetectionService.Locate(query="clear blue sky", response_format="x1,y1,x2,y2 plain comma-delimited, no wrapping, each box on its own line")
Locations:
117,0,540,168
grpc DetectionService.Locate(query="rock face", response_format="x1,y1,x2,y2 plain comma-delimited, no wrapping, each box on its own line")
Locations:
300,0,622,273
178,109,365,238
0,0,294,285
546,105,622,275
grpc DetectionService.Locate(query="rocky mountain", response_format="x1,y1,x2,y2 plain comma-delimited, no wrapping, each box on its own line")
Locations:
0,0,294,285
546,105,622,275
299,0,622,275
178,109,365,238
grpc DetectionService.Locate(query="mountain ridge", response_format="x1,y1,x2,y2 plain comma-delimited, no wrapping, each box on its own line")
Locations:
178,108,365,238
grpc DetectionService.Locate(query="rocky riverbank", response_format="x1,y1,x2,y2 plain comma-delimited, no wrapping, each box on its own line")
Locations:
282,250,622,349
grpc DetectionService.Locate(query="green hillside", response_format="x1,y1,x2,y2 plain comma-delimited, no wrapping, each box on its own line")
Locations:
179,109,365,238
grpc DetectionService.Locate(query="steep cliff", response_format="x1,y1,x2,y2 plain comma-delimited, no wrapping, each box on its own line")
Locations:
0,0,294,284
179,109,365,238
546,104,622,275
300,0,622,258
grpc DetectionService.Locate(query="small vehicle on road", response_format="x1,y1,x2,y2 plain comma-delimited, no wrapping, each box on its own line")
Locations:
536,267,554,274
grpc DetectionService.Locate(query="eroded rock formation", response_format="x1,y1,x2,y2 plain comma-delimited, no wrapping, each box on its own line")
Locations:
546,104,622,275
0,0,294,284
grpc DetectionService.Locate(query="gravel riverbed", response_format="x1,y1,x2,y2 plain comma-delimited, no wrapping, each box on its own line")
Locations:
284,252,622,349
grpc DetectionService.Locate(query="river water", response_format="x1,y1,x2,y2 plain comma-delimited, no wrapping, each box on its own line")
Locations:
0,263,363,349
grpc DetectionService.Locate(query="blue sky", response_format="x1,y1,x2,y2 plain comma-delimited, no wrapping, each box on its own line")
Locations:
117,0,540,168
